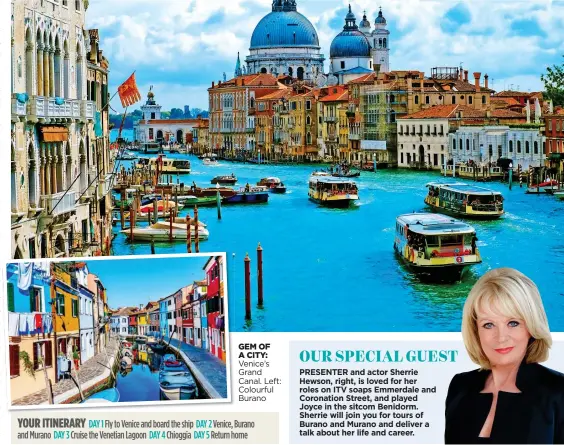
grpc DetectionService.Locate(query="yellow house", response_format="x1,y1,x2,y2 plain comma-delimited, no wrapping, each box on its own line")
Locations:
137,311,149,336
52,263,80,359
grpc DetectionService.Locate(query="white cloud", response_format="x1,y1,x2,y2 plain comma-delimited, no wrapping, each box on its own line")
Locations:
89,0,564,110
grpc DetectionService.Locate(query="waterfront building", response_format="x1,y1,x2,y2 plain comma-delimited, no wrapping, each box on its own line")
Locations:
128,310,138,335
329,7,373,83
191,117,209,155
173,288,183,341
10,0,111,259
110,307,130,336
318,86,348,160
181,286,195,345
448,125,545,168
87,272,109,353
158,297,168,338
136,304,149,336
134,89,201,145
208,73,280,157
398,104,529,169
192,280,207,348
143,301,159,336
160,294,175,338
204,256,226,362
85,29,113,254
257,88,292,160
52,263,79,360
7,262,55,401
545,111,564,170
75,263,95,364
245,0,325,80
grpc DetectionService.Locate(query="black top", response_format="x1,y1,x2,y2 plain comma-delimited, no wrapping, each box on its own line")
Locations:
445,362,564,444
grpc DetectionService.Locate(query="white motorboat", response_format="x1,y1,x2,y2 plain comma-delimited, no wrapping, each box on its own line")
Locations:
121,221,209,242
202,157,219,166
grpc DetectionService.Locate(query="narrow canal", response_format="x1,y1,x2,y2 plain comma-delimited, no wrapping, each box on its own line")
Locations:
114,342,208,402
111,154,564,332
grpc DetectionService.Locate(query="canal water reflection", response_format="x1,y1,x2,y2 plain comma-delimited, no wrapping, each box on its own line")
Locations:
115,344,207,402
111,155,564,332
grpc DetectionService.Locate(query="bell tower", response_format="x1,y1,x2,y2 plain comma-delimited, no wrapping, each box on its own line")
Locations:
371,7,390,73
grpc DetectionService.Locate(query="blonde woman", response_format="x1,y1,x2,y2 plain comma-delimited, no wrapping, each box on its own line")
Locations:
445,268,564,444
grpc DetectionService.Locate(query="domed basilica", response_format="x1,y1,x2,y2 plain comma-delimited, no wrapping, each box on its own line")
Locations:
243,1,390,86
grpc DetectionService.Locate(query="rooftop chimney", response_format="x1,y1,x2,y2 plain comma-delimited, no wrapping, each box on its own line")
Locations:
212,81,215,88
473,72,481,92
484,74,489,89
464,70,468,82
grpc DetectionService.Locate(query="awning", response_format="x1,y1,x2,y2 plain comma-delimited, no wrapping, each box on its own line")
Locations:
40,126,68,142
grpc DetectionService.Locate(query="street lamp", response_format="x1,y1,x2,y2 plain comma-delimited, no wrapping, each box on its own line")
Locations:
258,149,261,165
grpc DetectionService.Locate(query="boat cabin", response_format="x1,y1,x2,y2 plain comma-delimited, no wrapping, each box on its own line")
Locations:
426,182,503,213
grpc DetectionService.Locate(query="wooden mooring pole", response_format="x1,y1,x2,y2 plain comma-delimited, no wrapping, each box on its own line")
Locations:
186,214,192,253
194,206,199,253
257,243,263,308
245,253,251,320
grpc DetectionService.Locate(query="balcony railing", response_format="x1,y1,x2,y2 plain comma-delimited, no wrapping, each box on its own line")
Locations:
27,96,91,121
8,311,53,336
11,95,26,118
245,127,255,133
81,100,95,120
278,108,289,114
41,191,77,217
324,116,337,123
348,134,361,140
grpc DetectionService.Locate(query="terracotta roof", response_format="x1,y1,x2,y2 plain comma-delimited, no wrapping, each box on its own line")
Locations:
401,104,516,120
319,86,348,102
146,119,200,125
491,97,522,107
490,109,528,118
494,90,543,99
347,73,377,84
258,89,292,100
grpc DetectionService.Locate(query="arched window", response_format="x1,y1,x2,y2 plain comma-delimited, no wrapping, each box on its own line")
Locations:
525,141,530,153
288,67,293,77
459,138,463,151
307,132,312,145
76,42,83,99
390,94,395,103
425,96,430,104
509,140,513,152
379,38,382,47
306,115,311,125
482,95,486,104
297,67,304,80
383,38,387,48
399,124,403,134
452,95,456,104
414,95,419,105
260,67,267,74
54,36,61,97
534,141,539,154
489,145,493,157
453,139,457,151
517,141,521,153
466,139,470,151
468,96,473,105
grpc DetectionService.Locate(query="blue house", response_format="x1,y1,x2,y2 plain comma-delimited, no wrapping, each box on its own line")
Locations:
159,297,168,338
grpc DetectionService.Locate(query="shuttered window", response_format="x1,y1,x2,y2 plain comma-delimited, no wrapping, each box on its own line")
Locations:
33,342,38,370
44,341,52,368
7,283,15,312
9,344,19,377
33,341,53,370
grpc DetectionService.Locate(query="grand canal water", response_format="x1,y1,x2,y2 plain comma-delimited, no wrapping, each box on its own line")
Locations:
111,154,564,332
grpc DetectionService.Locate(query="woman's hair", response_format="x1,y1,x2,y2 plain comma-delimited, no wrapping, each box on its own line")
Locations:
462,267,552,369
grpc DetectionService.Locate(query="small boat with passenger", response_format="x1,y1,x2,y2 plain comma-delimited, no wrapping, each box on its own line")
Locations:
393,213,481,282
257,177,287,193
425,181,504,219
211,174,237,185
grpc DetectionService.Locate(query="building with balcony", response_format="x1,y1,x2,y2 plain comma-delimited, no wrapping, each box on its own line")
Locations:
52,263,80,363
7,262,55,402
208,73,281,158
319,86,348,160
10,0,111,260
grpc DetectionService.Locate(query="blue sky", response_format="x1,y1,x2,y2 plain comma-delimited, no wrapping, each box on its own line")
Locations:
84,255,212,309
85,0,564,111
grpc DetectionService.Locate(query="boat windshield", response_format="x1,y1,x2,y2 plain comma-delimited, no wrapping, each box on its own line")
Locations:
172,160,190,168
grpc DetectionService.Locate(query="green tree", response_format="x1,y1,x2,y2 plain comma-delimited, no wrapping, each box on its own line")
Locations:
541,55,564,106
170,108,184,119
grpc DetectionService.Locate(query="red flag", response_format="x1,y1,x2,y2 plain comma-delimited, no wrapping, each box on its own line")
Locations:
117,73,142,107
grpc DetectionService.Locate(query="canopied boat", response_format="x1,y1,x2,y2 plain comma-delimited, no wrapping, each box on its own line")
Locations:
425,182,504,219
308,176,359,208
159,354,198,400
527,179,560,194
393,213,481,282
211,174,237,185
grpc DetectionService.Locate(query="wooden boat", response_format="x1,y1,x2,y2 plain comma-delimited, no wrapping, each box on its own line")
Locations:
177,195,217,207
222,186,269,204
81,388,120,404
211,174,237,185
425,182,504,220
393,213,481,282
527,179,560,194
159,355,198,400
187,185,237,198
308,176,358,208
121,221,209,242
148,342,167,353
257,177,287,193
120,356,132,369
329,165,361,178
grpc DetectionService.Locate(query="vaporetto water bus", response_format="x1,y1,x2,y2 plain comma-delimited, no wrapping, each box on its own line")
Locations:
425,182,504,219
393,213,482,282
308,176,359,208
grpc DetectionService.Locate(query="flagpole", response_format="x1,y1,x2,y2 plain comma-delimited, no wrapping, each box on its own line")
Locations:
100,70,137,113
118,106,129,142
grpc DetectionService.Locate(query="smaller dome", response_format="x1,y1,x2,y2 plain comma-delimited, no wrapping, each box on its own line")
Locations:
330,32,371,58
359,11,371,28
375,8,386,24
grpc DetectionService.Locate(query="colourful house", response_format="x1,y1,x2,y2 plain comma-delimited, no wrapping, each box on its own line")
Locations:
182,287,195,345
159,298,168,338
52,263,80,362
7,262,55,401
204,256,224,360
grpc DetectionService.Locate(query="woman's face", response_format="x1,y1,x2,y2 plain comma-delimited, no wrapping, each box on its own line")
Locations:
476,304,531,368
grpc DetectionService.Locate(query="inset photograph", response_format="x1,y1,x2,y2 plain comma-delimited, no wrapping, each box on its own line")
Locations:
5,254,229,408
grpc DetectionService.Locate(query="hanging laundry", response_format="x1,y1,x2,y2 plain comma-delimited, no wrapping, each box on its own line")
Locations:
17,263,33,292
8,313,20,336
34,313,43,332
43,314,53,334
18,313,28,335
